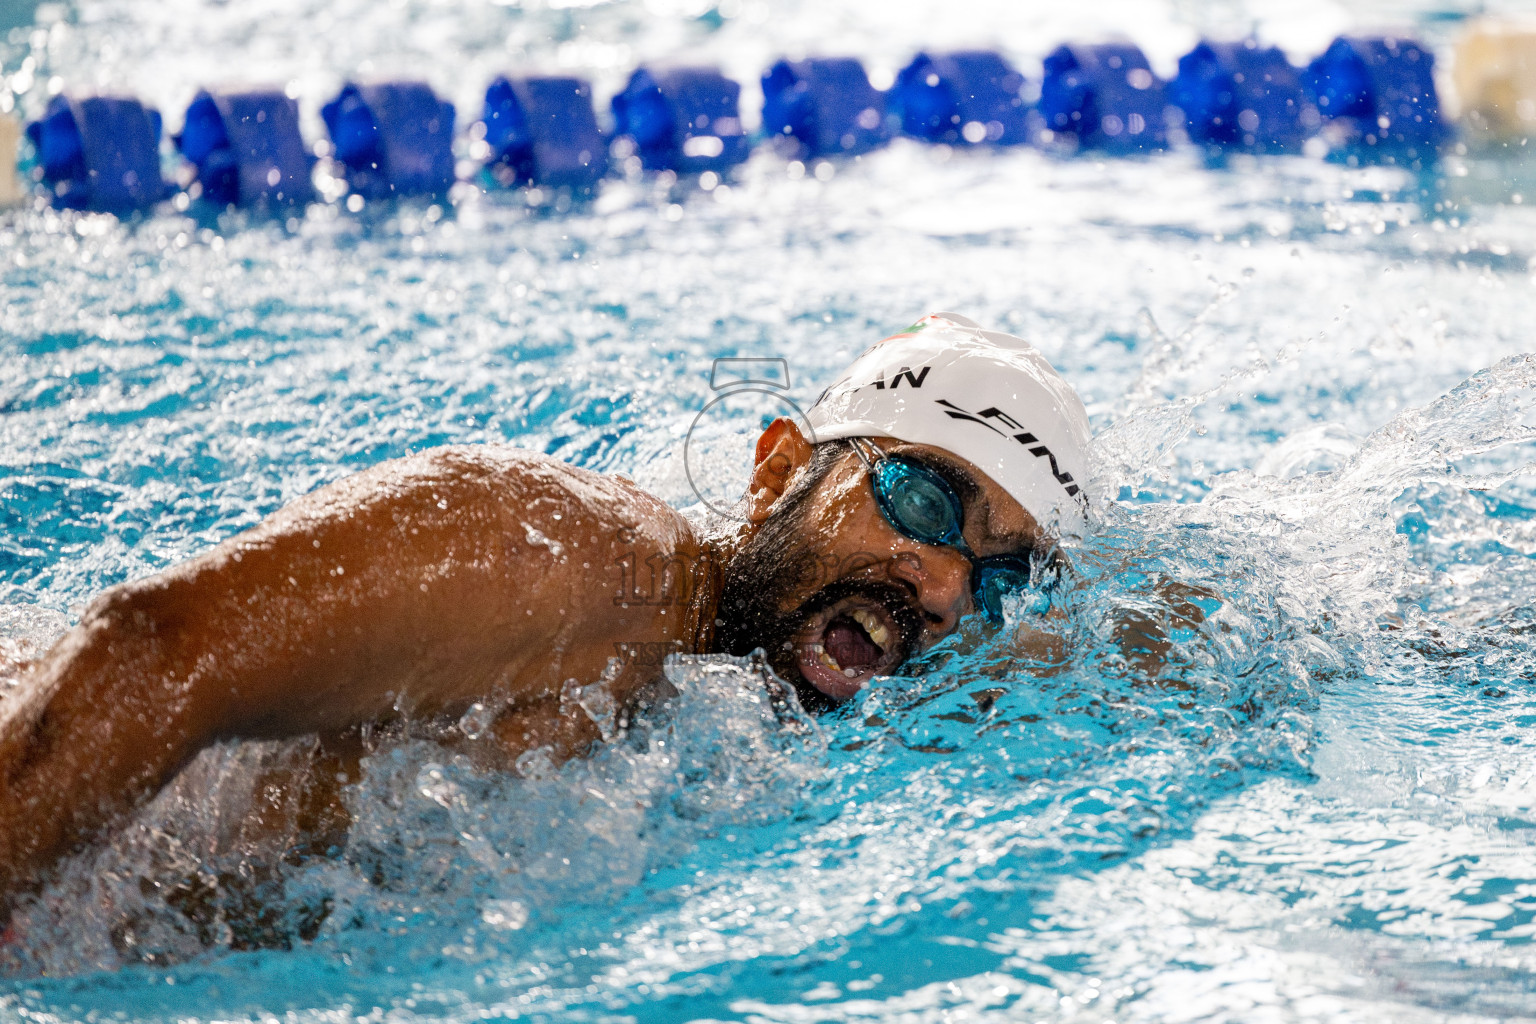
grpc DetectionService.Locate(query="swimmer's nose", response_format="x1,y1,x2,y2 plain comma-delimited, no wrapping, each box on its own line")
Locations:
888,544,971,641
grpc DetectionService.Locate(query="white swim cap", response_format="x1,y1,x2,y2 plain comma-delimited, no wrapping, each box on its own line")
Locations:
806,312,1092,533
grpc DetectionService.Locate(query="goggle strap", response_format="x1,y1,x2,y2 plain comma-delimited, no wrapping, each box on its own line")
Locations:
848,436,878,472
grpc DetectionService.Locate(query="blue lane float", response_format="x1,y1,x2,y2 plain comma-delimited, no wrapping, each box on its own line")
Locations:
26,95,168,212
890,50,1029,146
1304,36,1448,158
480,76,607,193
610,66,750,174
761,57,891,158
7,29,1478,221
1038,43,1168,154
1171,40,1309,154
321,81,456,200
176,90,314,207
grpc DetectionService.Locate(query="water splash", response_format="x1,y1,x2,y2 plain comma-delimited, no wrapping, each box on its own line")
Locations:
8,308,1536,1021
7,0,1536,1018
18,343,1532,982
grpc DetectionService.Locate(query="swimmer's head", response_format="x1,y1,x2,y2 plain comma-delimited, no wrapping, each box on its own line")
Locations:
716,313,1092,710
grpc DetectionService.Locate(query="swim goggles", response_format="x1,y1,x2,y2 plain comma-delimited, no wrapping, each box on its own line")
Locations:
848,437,1054,622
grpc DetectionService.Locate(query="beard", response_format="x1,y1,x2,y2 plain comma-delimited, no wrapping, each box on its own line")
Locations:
714,462,924,714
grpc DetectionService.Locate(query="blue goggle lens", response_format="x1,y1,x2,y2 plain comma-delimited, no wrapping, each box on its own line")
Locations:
972,558,1040,621
871,459,964,547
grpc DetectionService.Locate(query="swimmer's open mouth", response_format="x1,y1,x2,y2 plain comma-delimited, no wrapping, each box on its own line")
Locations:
793,595,911,701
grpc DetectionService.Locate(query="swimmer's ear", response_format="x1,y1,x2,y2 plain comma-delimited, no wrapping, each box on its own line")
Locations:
745,417,813,524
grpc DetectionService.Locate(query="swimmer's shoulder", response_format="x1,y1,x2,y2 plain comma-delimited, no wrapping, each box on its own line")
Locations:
406,445,712,661
381,444,702,555
186,444,698,577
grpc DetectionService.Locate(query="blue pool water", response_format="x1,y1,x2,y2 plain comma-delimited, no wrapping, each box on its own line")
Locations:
6,0,1536,1020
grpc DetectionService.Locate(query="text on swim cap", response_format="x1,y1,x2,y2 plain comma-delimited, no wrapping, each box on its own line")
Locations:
935,399,1084,502
854,365,931,390
811,364,931,408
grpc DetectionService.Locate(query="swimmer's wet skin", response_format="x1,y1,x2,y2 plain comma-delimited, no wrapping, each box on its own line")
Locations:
0,312,1092,910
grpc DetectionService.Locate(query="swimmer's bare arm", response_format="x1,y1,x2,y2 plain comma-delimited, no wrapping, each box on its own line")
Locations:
0,446,702,902
985,573,1218,678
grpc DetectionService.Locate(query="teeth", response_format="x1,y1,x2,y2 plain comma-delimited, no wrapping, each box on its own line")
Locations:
850,608,891,651
819,649,841,671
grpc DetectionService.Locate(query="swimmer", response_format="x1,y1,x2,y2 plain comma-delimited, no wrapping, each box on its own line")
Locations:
0,312,1093,909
